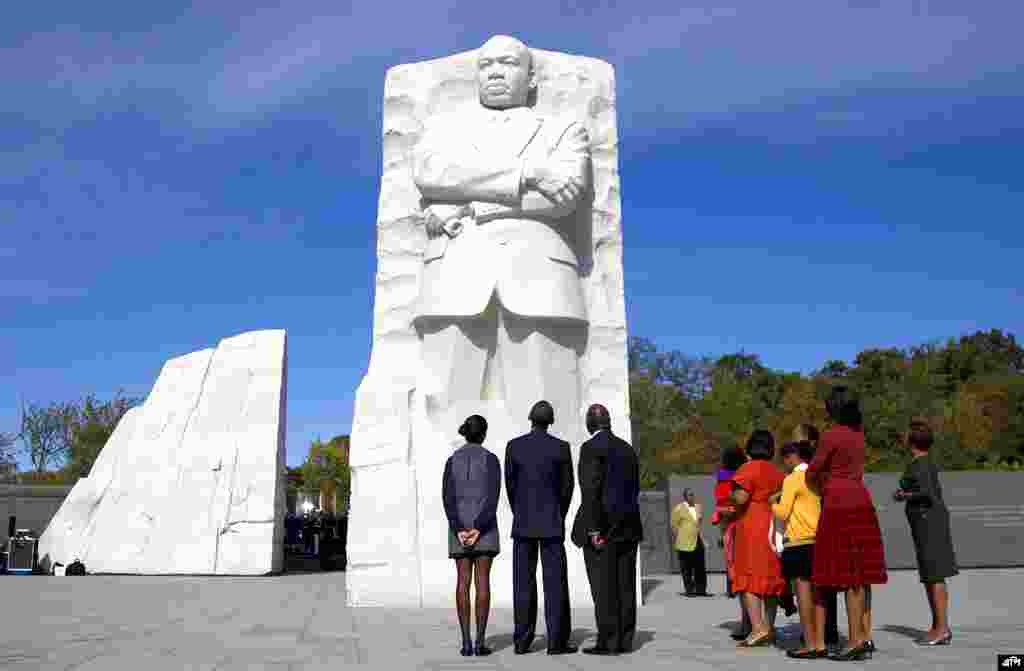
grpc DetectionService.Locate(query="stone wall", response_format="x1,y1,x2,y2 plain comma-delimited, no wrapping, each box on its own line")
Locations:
639,491,674,575
11,472,1020,577
0,484,75,537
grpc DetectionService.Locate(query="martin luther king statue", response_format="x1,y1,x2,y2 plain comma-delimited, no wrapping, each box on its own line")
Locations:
410,34,590,425
346,34,631,608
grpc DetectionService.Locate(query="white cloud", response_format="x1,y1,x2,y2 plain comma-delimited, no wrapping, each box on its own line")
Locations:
3,2,1021,137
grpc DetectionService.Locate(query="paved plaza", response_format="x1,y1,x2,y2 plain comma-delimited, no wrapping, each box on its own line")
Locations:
2,568,1020,670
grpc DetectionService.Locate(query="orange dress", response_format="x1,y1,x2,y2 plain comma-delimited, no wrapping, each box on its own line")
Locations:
731,459,787,596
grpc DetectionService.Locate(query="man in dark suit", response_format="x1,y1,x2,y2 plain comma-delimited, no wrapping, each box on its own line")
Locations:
505,401,577,655
571,403,643,656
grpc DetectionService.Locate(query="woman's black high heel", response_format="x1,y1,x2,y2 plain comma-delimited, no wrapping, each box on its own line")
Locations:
460,642,473,656
474,642,493,656
829,640,872,661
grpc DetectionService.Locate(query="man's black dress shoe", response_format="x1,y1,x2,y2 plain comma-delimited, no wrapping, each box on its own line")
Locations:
786,648,828,659
514,644,533,655
547,645,578,655
582,646,617,656
828,641,872,661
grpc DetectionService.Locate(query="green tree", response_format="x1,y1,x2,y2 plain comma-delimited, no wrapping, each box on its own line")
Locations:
65,392,142,478
936,329,1024,396
698,361,757,447
818,359,850,379
301,435,352,513
629,373,691,488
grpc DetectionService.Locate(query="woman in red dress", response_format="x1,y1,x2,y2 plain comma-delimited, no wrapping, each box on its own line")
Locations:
806,386,887,661
730,430,787,647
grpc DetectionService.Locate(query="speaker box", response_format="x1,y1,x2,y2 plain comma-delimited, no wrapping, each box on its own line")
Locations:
8,535,36,573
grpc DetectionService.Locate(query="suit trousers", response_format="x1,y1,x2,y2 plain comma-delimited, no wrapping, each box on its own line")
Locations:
416,296,581,425
823,588,840,645
583,541,638,652
677,537,708,595
513,537,571,649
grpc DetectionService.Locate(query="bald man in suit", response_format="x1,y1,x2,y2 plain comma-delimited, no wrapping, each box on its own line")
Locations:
571,404,643,655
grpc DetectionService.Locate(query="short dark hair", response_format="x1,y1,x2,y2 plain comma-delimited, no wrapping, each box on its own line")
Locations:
745,430,775,461
780,442,800,458
458,415,488,444
586,404,611,432
528,400,554,427
826,385,863,429
720,445,746,471
908,420,933,452
797,442,816,462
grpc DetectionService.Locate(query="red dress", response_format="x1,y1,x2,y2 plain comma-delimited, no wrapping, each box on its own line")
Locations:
712,478,738,581
807,425,888,587
731,459,787,596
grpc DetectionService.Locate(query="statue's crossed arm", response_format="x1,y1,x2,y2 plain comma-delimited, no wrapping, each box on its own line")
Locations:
413,119,590,238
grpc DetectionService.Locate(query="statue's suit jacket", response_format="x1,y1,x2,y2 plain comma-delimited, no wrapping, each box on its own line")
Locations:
411,107,590,322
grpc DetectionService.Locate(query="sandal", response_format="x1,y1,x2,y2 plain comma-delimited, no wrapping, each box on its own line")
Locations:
738,630,775,648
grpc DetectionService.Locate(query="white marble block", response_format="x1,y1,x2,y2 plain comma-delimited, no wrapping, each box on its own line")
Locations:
347,38,633,608
37,330,287,575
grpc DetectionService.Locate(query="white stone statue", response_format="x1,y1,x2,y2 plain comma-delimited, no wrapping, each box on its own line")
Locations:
411,34,590,426
346,35,632,608
37,330,288,576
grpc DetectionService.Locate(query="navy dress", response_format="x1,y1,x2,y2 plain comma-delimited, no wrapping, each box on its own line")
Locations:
443,443,502,558
900,454,958,583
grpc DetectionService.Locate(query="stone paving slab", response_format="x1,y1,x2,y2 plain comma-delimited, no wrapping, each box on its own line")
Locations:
1,569,1021,670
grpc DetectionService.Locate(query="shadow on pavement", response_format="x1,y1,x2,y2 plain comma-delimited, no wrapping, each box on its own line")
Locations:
642,577,663,600
633,630,655,650
487,633,516,653
881,624,928,640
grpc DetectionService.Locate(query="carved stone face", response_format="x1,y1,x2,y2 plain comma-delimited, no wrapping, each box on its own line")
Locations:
477,35,534,109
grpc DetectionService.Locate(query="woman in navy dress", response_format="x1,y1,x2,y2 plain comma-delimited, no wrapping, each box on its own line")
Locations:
442,414,502,657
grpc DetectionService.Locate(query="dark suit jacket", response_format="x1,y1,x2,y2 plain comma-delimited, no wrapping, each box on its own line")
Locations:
505,429,575,539
571,430,643,548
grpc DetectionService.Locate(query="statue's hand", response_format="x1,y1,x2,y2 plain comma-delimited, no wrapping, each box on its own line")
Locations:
524,161,583,206
422,207,446,239
442,216,469,239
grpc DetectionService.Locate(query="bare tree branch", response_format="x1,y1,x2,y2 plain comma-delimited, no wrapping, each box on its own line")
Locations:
18,400,75,473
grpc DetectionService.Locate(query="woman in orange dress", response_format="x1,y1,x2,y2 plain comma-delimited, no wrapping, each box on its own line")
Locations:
731,430,787,647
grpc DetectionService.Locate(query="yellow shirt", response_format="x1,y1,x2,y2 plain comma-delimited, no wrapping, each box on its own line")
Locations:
671,502,702,551
770,464,821,547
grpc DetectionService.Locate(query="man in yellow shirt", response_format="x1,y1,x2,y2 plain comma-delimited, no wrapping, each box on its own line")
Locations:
671,489,710,597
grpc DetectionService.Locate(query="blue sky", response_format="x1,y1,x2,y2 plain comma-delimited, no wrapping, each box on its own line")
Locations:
3,1,1022,469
